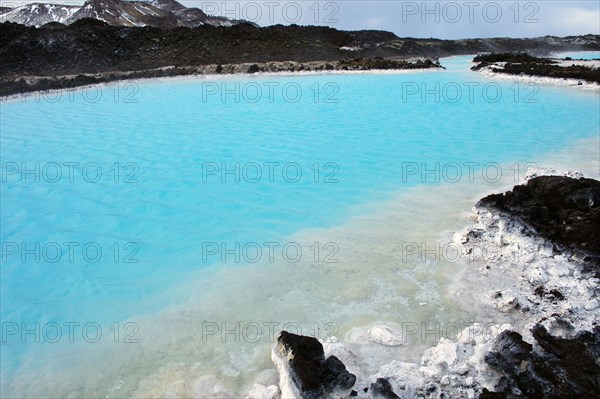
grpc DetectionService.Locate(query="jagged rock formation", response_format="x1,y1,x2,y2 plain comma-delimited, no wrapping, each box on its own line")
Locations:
472,53,600,84
271,331,356,398
455,172,599,327
477,176,600,269
481,325,600,398
369,378,401,399
457,175,600,398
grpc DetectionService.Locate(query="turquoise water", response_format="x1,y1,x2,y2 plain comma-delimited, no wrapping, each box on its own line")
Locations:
1,56,599,396
554,50,600,60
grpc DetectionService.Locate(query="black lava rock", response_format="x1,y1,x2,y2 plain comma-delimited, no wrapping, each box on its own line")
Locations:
471,53,600,84
247,63,260,73
370,378,401,399
483,325,600,398
478,176,600,273
276,331,356,398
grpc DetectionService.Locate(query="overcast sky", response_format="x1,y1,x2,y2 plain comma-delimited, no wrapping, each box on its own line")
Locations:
2,0,599,39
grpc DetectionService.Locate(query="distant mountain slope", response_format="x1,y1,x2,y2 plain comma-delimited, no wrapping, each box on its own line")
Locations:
0,0,250,28
0,3,80,26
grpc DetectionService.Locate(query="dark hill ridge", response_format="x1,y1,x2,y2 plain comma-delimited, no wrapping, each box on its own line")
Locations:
381,34,599,58
0,19,598,96
0,21,404,77
1,21,597,76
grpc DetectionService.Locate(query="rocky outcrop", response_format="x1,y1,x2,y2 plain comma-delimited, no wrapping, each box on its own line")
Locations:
481,325,600,398
369,378,401,399
0,58,442,98
337,57,442,71
271,331,356,398
477,176,600,271
456,174,600,398
266,324,516,399
472,53,600,84
455,174,599,330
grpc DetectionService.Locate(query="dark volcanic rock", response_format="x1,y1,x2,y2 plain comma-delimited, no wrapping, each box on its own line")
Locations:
384,35,599,58
0,18,451,96
0,20,598,96
370,378,401,399
273,331,356,398
480,389,509,399
0,21,392,81
247,63,260,74
478,176,600,269
40,21,68,29
483,325,600,399
472,52,557,66
484,330,533,380
69,17,111,28
472,52,600,84
338,57,442,70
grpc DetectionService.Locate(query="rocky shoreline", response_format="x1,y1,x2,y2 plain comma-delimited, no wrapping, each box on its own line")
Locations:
1,18,598,96
242,174,600,398
472,53,600,85
0,58,442,98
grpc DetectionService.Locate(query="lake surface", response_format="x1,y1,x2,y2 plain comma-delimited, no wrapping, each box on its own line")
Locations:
554,50,600,59
1,56,599,397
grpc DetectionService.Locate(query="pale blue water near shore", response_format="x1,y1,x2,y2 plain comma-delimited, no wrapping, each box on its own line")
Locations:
554,50,600,59
1,56,599,397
